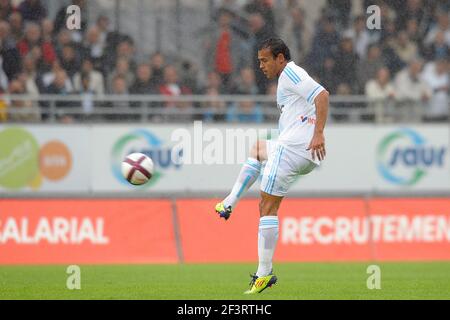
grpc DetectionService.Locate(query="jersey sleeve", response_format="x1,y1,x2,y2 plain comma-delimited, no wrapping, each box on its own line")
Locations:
284,68,325,105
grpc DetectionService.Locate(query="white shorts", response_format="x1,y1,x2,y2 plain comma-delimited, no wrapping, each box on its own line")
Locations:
260,140,317,197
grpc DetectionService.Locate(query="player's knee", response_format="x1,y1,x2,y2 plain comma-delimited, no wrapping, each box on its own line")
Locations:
250,140,265,161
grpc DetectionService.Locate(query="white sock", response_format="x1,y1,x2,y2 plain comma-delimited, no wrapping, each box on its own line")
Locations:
223,157,261,209
256,216,279,277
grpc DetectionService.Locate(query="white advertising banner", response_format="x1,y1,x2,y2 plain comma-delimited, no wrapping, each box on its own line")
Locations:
90,124,450,194
0,125,90,192
374,126,450,191
91,124,268,194
1,124,447,194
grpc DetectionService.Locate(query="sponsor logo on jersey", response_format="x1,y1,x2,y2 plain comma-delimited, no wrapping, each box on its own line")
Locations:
298,115,316,125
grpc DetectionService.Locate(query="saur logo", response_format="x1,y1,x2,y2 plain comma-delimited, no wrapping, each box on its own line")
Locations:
377,128,446,186
112,129,182,187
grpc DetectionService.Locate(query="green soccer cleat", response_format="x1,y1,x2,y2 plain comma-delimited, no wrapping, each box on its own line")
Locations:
215,202,232,220
244,273,277,294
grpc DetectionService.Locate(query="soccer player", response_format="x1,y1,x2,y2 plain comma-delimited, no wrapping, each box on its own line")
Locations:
215,38,329,294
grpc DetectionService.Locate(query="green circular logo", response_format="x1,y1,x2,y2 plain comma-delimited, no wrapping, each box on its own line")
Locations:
0,127,39,189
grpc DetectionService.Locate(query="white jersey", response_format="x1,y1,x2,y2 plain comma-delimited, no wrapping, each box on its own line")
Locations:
276,61,325,165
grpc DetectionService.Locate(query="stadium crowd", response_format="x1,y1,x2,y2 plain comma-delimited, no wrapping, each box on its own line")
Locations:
0,0,448,123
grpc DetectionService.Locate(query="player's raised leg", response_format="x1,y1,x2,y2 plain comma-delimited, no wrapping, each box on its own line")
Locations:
215,140,268,220
245,192,282,294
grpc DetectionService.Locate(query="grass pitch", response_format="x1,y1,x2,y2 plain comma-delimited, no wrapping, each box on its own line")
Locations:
1,262,449,300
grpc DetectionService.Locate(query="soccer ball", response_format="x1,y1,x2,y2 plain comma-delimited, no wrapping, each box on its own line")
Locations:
121,152,154,185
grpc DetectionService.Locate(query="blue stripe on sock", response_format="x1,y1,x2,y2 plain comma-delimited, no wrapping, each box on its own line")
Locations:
236,175,252,198
246,159,261,167
245,162,261,172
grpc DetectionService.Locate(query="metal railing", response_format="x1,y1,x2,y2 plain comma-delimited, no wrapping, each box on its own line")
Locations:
1,94,449,124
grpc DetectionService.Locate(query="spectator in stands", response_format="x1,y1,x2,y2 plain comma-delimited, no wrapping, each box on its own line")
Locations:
95,15,110,50
59,44,79,78
111,75,129,96
40,18,53,43
327,0,352,29
45,69,73,95
17,22,56,70
248,12,274,94
179,60,199,94
333,35,359,92
0,0,15,21
0,54,10,92
381,32,406,76
405,18,423,45
366,67,396,99
332,82,354,122
129,63,157,95
40,59,69,91
54,29,79,61
318,56,338,94
365,67,396,122
18,0,46,22
110,38,136,73
77,72,95,116
380,18,398,45
395,0,427,32
21,54,40,95
306,15,340,75
424,10,450,48
231,67,258,95
128,63,158,118
344,15,373,59
422,57,449,121
244,0,275,32
149,52,165,86
356,44,385,94
205,8,249,92
7,78,40,122
157,65,193,121
73,58,105,95
392,30,419,65
159,65,192,106
45,69,76,122
226,99,263,123
107,75,131,121
9,11,23,42
200,71,226,95
82,26,105,71
394,58,432,121
202,86,227,122
279,5,307,63
424,30,449,61
0,20,16,50
107,57,134,93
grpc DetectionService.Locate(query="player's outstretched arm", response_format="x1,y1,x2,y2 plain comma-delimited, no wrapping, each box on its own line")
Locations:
307,90,329,161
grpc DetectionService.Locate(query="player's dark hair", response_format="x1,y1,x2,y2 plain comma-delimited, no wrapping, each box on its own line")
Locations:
258,38,291,61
